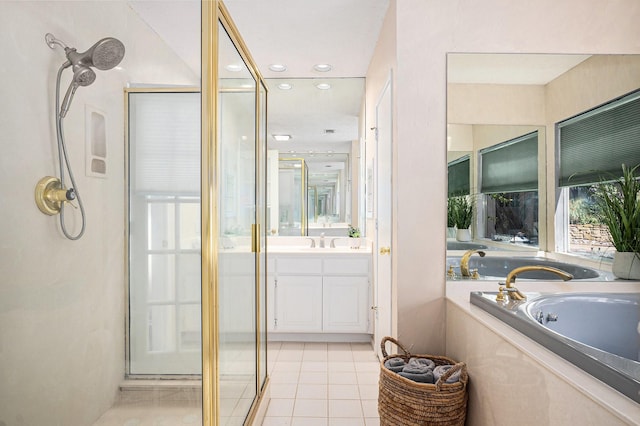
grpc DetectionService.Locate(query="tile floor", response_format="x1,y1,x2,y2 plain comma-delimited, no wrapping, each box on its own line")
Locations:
263,341,381,426
93,341,381,426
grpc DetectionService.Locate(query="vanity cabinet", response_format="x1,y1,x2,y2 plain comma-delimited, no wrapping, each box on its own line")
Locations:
268,253,371,336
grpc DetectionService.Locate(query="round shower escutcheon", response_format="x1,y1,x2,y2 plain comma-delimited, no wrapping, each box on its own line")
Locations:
35,176,66,215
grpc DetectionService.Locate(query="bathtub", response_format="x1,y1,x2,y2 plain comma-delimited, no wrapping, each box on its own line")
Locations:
446,241,489,250
446,256,613,280
470,291,640,403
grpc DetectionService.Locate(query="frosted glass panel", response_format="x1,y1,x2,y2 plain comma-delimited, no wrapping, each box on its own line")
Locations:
179,201,200,249
179,304,201,351
148,305,176,352
148,202,175,250
148,254,175,302
128,92,201,376
178,254,200,301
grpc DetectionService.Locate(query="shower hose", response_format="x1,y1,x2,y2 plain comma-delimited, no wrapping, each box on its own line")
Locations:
54,64,86,240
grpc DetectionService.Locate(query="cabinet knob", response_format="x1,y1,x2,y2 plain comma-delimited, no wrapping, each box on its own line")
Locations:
379,246,391,255
370,306,379,311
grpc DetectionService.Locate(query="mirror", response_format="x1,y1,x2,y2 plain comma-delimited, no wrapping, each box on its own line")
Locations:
267,77,365,237
446,53,640,254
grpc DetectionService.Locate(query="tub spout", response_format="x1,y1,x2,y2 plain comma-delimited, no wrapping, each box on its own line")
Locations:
460,249,485,277
503,266,573,301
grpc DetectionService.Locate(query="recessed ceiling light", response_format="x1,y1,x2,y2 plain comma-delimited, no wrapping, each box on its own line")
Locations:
277,83,293,90
327,150,334,153
269,63,287,72
272,134,291,141
225,63,243,72
289,150,296,153
316,83,331,90
313,63,332,72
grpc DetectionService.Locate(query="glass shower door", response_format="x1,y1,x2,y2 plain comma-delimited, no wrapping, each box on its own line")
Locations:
217,21,258,425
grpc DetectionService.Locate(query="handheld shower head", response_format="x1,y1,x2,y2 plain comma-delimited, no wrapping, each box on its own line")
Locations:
65,37,125,71
72,65,96,86
46,33,125,117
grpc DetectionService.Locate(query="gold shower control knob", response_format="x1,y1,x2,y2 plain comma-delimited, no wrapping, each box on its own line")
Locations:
379,246,391,255
35,176,67,215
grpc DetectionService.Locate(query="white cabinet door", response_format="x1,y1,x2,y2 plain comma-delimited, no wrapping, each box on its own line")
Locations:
323,276,369,332
275,275,323,332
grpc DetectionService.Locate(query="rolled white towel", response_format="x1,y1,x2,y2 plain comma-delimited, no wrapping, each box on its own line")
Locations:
433,364,460,383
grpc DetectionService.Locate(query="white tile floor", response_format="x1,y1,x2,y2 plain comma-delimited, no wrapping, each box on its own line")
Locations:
263,341,381,426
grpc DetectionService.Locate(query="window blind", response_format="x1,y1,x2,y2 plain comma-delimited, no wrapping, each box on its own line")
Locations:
558,90,640,187
129,92,200,194
448,155,470,196
480,132,538,194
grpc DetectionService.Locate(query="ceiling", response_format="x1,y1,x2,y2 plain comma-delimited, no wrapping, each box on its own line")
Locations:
447,53,591,85
126,3,592,157
128,0,389,156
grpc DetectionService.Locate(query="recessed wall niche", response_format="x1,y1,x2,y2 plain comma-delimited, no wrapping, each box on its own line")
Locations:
85,105,107,177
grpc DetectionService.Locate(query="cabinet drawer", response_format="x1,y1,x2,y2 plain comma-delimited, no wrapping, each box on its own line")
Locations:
277,257,322,274
324,257,370,275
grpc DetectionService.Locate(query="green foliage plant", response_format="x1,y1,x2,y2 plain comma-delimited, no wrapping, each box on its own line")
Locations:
348,225,361,238
593,164,640,253
450,196,473,229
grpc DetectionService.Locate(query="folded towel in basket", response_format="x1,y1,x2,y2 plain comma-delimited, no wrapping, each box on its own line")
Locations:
383,357,406,372
433,364,460,383
398,370,434,383
407,357,435,370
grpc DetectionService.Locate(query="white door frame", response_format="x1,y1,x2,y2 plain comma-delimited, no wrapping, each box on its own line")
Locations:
373,72,394,358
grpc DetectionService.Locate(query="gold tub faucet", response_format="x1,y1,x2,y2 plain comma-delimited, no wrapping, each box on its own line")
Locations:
460,249,486,277
501,265,574,301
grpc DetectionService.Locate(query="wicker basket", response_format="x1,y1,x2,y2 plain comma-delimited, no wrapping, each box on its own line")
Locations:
378,337,468,426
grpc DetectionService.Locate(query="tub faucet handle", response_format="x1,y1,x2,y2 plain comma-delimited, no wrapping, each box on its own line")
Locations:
496,286,506,302
447,265,457,279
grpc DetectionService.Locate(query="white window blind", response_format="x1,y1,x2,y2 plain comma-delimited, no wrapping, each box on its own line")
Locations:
129,92,201,194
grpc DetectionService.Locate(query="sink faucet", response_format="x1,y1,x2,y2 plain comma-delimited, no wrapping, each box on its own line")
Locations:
319,232,325,248
501,265,573,301
460,249,485,277
307,237,316,248
330,238,339,248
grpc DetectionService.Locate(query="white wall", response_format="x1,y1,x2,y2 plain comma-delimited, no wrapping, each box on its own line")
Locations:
367,0,640,354
0,2,198,425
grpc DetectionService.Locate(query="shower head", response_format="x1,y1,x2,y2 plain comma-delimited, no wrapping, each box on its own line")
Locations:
46,33,125,118
64,37,125,71
72,65,96,86
45,33,126,71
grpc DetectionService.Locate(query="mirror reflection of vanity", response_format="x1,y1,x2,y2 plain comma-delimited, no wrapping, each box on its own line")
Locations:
267,77,365,237
446,53,640,257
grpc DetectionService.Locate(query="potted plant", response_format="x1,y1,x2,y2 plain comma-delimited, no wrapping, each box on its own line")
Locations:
446,197,457,238
348,225,362,249
450,195,474,242
593,163,640,279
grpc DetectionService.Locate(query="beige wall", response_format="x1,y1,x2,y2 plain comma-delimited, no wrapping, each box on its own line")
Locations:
365,0,398,340
0,2,198,425
366,0,640,354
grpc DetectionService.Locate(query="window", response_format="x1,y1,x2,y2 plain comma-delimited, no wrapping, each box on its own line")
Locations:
479,132,539,245
557,90,640,258
448,155,470,197
128,91,201,374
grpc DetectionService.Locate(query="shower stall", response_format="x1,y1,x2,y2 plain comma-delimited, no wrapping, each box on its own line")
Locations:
1,1,268,425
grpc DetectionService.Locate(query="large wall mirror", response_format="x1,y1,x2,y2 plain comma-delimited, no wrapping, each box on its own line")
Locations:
447,53,640,256
267,77,365,237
